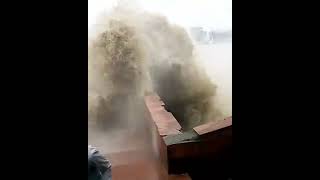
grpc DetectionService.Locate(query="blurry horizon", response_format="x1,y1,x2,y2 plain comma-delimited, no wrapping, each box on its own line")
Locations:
88,0,232,31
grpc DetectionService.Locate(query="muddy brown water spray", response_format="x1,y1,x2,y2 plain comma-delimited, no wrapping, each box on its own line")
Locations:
88,6,223,131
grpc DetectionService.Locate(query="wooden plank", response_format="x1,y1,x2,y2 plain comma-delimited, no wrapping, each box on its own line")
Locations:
167,127,232,160
145,94,182,137
193,116,232,135
164,130,199,146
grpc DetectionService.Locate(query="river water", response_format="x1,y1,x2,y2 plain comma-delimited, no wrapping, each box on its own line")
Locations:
195,39,232,117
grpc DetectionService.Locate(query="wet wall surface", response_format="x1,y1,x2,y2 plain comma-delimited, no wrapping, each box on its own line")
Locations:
88,100,168,180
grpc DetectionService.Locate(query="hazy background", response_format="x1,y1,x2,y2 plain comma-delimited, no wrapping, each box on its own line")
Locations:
88,0,232,117
89,0,231,30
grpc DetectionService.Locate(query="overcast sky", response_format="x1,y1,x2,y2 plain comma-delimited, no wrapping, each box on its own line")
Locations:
88,0,232,31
